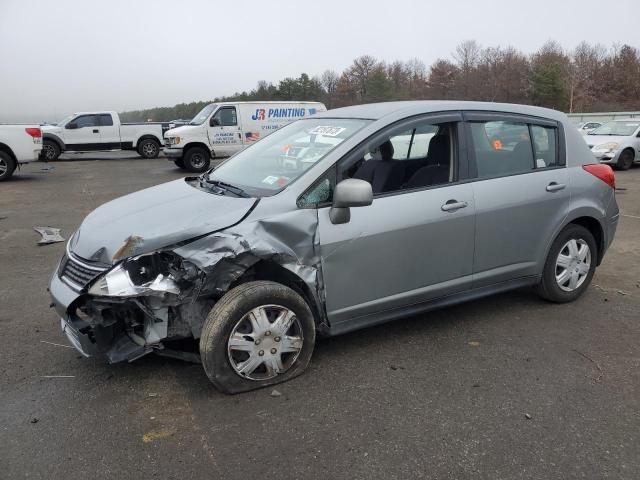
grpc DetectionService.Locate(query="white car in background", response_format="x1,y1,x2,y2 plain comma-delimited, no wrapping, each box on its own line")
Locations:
585,119,640,170
0,124,43,181
577,122,602,135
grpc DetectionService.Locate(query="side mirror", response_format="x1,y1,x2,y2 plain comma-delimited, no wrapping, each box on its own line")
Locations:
329,179,373,224
66,122,78,129
210,117,220,127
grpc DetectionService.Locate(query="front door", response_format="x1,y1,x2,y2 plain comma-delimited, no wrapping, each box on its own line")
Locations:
464,113,571,287
208,106,243,157
64,114,101,150
313,114,476,328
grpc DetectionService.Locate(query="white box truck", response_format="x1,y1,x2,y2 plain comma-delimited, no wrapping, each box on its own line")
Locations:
163,101,326,172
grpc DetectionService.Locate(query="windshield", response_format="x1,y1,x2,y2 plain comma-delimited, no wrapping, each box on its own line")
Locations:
190,104,217,125
207,118,371,197
56,114,75,126
590,121,640,136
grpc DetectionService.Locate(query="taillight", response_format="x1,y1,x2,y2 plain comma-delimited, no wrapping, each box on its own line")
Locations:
583,164,615,189
25,127,42,138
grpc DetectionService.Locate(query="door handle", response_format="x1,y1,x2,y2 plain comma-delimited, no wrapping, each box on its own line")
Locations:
546,182,566,192
92,129,99,133
441,200,468,212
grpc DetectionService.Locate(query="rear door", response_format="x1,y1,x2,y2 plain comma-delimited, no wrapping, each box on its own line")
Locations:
310,112,476,327
97,113,120,148
208,105,243,157
464,112,570,287
64,114,100,149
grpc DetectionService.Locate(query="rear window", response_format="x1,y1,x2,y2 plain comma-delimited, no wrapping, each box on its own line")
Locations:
99,114,113,126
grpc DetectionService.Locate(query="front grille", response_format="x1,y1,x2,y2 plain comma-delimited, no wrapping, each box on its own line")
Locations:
59,253,109,290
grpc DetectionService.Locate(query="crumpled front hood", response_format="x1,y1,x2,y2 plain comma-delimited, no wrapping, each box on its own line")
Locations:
69,178,256,263
585,135,628,148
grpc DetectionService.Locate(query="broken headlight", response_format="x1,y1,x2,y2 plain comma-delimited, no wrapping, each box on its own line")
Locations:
88,252,181,298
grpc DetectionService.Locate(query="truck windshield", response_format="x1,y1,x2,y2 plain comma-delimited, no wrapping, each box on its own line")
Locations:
190,104,218,125
56,115,75,126
207,118,371,197
590,121,640,136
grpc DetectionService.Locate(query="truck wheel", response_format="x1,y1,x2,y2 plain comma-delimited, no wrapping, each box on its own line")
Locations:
173,159,185,169
183,147,210,173
138,139,160,159
42,140,61,161
537,224,597,303
616,149,634,170
0,151,17,181
200,281,316,394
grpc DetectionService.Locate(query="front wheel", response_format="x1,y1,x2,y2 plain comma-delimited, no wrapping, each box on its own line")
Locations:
0,151,16,181
200,281,316,394
537,224,597,303
616,149,634,170
138,139,160,159
183,146,211,173
41,140,61,161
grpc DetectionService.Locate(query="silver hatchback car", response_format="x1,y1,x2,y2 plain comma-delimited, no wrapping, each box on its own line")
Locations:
49,101,619,393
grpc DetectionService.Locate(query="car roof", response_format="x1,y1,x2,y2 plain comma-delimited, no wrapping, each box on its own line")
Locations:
313,101,565,122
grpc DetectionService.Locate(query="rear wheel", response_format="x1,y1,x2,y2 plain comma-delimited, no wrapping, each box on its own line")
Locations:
616,149,634,170
0,151,16,181
173,158,185,169
41,140,61,161
200,281,316,394
183,146,210,173
138,138,160,159
537,224,597,303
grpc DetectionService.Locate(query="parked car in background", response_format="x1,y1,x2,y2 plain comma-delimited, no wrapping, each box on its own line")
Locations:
0,124,42,181
578,121,602,135
40,111,168,161
168,119,191,129
163,101,326,172
49,101,618,393
585,119,640,170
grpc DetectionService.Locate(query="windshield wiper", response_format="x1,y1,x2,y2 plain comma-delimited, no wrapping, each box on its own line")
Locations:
204,178,250,197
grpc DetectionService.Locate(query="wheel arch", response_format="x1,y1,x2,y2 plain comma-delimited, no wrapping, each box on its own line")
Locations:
0,142,17,162
183,142,212,158
42,133,65,150
566,215,605,265
135,134,161,150
230,259,326,334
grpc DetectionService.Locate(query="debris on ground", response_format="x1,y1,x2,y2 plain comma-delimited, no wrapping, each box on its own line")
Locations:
0,215,7,221
524,413,532,420
40,340,73,349
573,349,604,383
33,227,65,245
148,393,158,398
270,389,282,397
468,341,481,347
30,418,39,424
617,290,629,296
41,375,75,378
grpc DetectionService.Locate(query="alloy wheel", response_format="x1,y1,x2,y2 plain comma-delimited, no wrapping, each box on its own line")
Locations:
227,304,304,381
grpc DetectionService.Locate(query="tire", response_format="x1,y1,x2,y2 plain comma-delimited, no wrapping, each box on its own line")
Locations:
0,150,16,181
537,224,597,303
183,146,211,173
200,280,316,394
41,140,61,161
173,158,185,169
616,149,634,170
137,138,160,159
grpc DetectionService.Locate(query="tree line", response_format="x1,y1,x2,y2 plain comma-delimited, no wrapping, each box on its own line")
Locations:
120,40,640,122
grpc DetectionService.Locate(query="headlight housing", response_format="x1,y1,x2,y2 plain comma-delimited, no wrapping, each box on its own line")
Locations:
593,142,619,153
88,252,181,298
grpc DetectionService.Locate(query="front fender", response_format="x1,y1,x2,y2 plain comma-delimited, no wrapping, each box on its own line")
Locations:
43,132,65,150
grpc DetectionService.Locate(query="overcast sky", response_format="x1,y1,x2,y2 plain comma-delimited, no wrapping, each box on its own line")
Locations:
1,0,638,122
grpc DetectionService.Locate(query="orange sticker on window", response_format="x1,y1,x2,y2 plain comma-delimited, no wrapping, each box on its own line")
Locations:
493,139,503,150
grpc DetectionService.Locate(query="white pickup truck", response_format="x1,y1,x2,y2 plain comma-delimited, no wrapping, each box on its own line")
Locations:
0,124,43,181
41,111,168,161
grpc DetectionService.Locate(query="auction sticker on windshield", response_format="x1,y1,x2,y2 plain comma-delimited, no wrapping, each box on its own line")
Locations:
308,126,346,137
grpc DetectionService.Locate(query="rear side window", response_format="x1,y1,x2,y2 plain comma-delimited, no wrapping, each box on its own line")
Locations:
74,115,98,128
531,125,558,168
99,114,114,126
469,121,534,178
